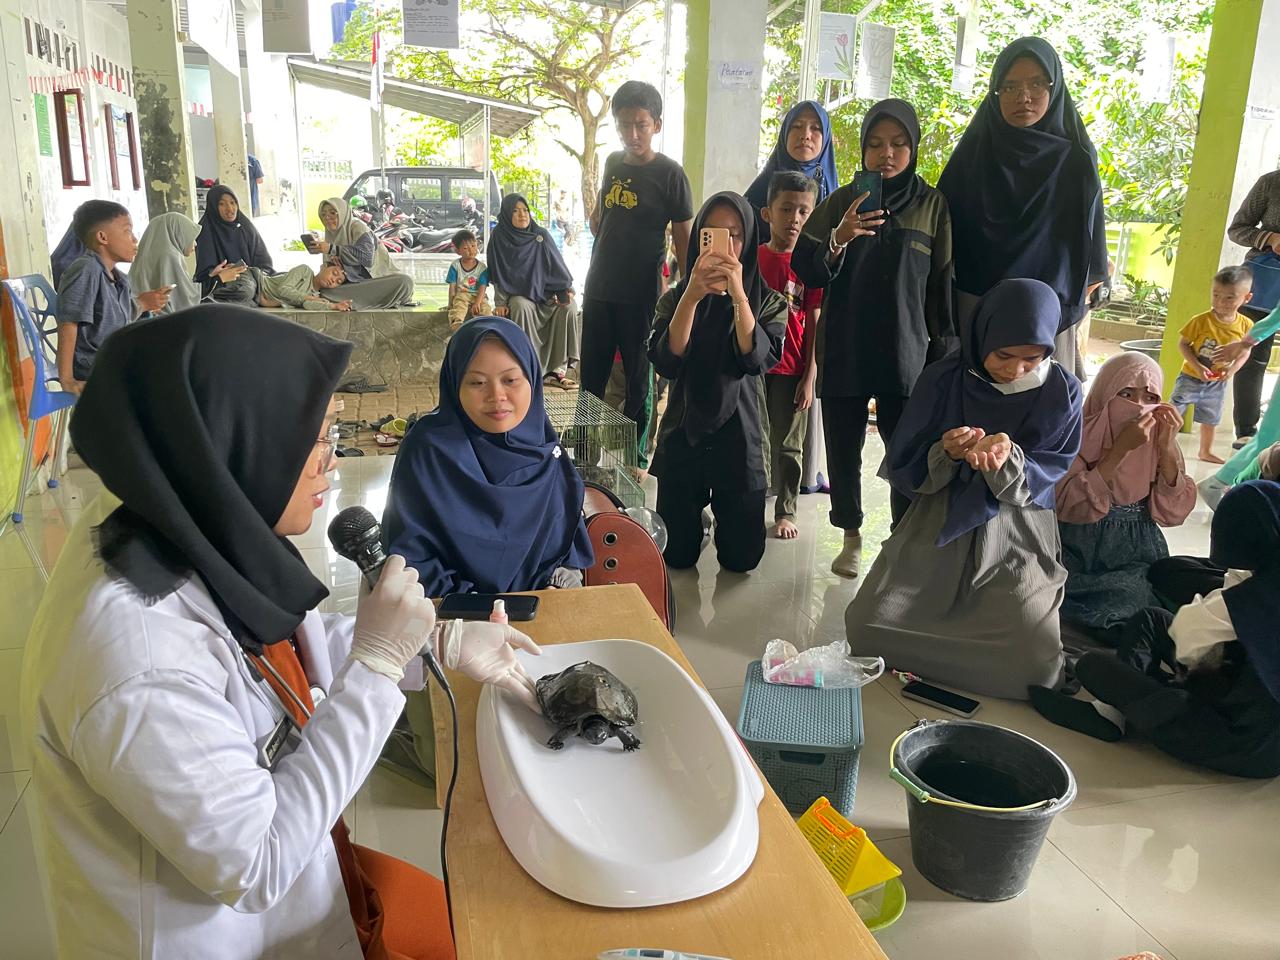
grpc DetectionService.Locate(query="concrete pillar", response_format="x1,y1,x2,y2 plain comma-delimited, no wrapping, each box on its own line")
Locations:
681,0,768,206
210,60,250,203
127,0,197,217
1160,0,1271,390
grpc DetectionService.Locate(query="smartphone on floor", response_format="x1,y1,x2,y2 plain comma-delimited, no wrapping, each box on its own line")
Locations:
851,170,884,214
901,680,981,718
438,593,539,622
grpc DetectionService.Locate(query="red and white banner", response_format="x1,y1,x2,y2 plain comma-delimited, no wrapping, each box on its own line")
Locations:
28,67,129,95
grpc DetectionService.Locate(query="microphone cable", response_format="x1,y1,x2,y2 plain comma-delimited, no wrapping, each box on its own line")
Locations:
419,646,459,946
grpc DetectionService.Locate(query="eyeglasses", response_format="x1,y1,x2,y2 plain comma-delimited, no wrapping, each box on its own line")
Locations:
314,424,340,472
996,79,1053,100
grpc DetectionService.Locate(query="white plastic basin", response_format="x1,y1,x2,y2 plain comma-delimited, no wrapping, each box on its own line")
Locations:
476,638,763,908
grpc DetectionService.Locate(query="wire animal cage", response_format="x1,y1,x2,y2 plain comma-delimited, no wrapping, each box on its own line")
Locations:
544,391,644,510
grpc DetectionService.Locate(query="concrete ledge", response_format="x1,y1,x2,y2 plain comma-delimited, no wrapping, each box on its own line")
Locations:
272,307,452,385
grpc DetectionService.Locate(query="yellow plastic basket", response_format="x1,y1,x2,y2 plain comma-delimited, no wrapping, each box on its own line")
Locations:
797,797,902,898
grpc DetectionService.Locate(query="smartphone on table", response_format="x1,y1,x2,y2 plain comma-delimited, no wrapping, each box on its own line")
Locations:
851,170,884,215
699,227,732,293
438,593,540,622
901,679,981,718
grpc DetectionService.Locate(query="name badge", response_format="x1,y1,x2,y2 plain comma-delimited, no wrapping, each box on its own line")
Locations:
258,714,295,770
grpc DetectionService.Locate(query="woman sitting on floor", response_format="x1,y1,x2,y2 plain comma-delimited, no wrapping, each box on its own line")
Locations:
379,317,594,782
845,278,1082,699
315,197,414,309
194,185,271,303
647,191,787,574
1033,480,1280,779
130,212,202,315
487,194,581,388
256,262,354,312
1056,352,1196,642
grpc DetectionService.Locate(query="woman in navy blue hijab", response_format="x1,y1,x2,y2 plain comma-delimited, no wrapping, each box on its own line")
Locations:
745,100,839,240
382,318,593,597
846,279,1082,700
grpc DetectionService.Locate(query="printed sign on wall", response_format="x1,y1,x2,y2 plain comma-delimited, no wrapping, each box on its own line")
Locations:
403,0,461,50
817,13,858,82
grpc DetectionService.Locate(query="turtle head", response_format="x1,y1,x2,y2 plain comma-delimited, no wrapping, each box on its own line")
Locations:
580,717,611,744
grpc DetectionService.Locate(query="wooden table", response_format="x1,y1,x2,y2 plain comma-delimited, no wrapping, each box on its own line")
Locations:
430,583,890,960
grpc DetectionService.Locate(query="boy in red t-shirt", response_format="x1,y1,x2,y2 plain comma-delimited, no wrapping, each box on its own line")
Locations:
759,171,823,538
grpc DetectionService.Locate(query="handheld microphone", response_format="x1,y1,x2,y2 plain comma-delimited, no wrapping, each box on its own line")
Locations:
326,505,451,688
327,506,387,587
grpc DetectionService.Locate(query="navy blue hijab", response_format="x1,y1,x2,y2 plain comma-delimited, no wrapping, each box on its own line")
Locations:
485,194,575,302
51,224,87,285
745,100,839,234
382,318,593,597
1210,480,1280,703
937,37,1107,330
885,278,1082,545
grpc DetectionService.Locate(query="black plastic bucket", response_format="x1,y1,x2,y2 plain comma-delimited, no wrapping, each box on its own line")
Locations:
890,719,1076,901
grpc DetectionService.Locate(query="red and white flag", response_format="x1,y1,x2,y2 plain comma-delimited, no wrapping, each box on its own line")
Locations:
368,28,381,110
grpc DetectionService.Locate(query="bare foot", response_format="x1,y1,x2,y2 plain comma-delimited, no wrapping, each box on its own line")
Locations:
1198,451,1226,464
772,518,798,539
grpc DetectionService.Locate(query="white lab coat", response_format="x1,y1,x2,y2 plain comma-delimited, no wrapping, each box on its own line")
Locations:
20,495,417,959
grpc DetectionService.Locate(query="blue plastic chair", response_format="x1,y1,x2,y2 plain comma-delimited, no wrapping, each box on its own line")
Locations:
2,275,76,524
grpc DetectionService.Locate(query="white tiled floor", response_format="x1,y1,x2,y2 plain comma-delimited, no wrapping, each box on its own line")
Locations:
1,427,1274,960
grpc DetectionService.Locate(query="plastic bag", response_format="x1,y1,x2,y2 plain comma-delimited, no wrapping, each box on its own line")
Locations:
762,638,884,689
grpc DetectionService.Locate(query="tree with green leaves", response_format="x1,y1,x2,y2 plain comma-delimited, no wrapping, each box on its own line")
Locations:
333,0,662,221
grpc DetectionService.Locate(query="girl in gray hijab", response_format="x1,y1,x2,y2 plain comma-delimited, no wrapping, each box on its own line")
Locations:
129,213,202,314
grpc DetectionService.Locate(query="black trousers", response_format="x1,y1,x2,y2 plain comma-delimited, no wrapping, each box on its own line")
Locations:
1233,321,1275,438
1147,556,1226,610
821,394,910,531
1075,607,1183,737
656,452,766,573
580,298,655,445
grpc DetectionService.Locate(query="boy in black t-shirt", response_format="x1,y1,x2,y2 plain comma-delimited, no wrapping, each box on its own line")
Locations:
582,80,694,470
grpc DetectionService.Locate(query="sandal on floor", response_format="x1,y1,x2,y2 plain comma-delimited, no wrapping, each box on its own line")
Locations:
375,432,400,447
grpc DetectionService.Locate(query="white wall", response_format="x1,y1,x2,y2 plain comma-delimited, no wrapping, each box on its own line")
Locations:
21,0,148,251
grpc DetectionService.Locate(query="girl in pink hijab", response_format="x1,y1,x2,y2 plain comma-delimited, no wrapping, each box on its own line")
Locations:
1057,351,1196,640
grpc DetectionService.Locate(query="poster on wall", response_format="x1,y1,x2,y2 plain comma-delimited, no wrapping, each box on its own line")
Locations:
60,91,90,184
34,95,53,157
1138,28,1176,104
952,15,981,93
856,22,896,100
817,13,857,82
263,0,313,54
111,107,132,163
403,0,460,50
717,61,759,90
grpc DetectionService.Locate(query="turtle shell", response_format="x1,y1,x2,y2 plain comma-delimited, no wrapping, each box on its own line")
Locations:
535,661,639,727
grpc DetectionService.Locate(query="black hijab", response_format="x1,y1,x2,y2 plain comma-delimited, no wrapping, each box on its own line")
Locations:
194,185,274,286
485,194,575,302
1210,480,1280,704
69,306,352,653
669,191,767,445
861,98,924,215
937,37,1106,329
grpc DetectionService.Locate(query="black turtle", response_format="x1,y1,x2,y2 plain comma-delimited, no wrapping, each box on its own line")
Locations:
535,661,641,751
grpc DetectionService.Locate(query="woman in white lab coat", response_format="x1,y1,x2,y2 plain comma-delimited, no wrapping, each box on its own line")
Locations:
20,308,534,959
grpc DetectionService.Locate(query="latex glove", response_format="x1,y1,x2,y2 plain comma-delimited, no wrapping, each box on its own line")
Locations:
547,567,583,590
349,555,437,682
436,620,542,713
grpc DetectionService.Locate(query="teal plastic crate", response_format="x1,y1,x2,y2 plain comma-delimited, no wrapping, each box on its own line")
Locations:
736,660,863,817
